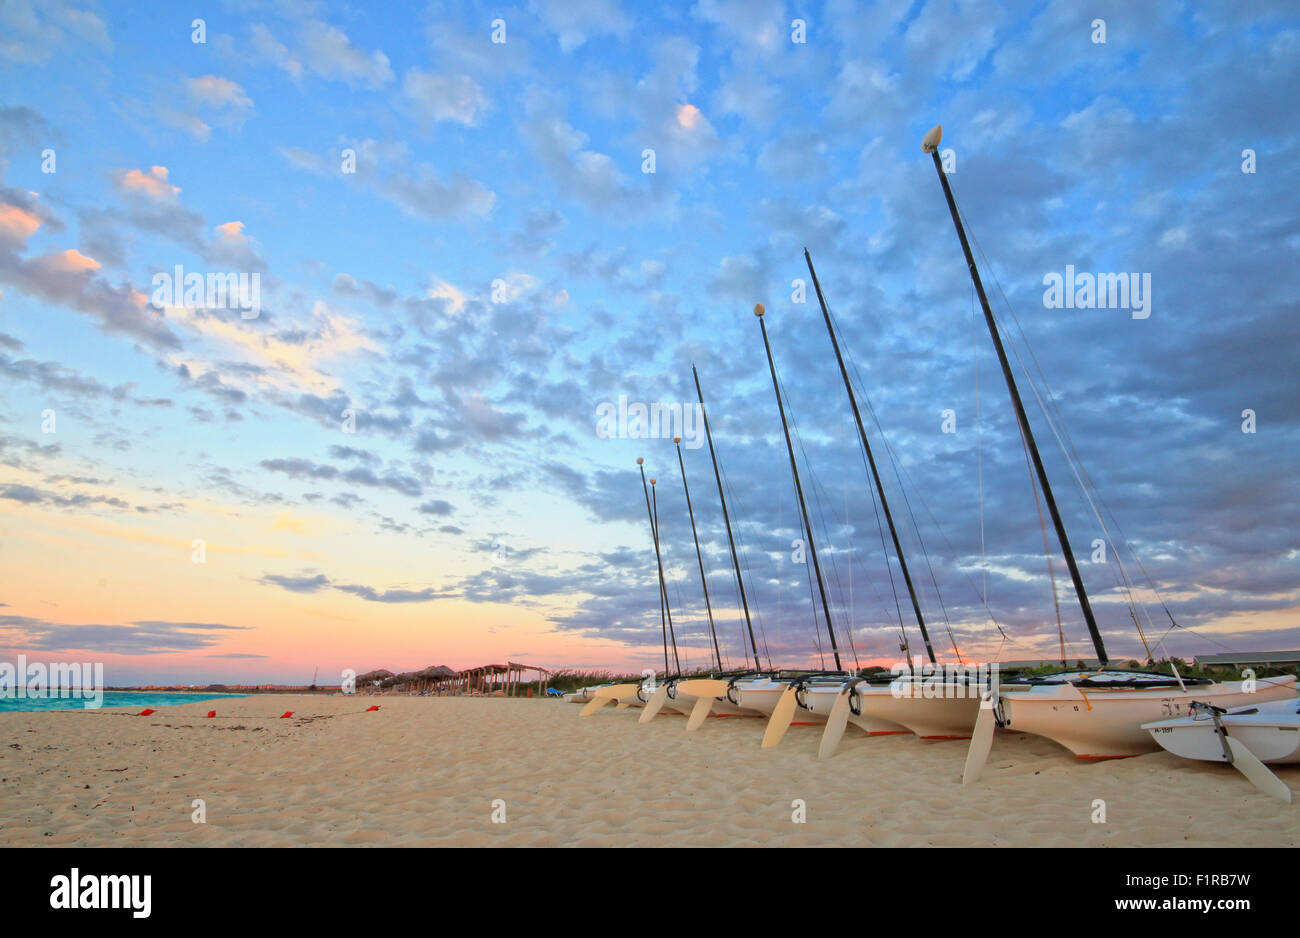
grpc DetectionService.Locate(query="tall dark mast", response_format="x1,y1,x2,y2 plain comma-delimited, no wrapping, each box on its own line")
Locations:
805,249,938,665
923,124,1108,666
650,476,681,672
692,365,763,670
674,436,724,671
754,303,842,671
638,459,679,674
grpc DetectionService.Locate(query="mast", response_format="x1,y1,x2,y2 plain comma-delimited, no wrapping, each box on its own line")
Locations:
650,475,682,673
638,459,678,675
922,124,1109,666
805,248,937,665
692,365,763,670
754,303,842,671
674,436,724,671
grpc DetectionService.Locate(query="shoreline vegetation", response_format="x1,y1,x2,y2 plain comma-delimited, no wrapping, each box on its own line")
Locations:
101,659,1300,697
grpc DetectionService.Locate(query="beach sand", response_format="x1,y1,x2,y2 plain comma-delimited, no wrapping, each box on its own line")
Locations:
1,693,1295,847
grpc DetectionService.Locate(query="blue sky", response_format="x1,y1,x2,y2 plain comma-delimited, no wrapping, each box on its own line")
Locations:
0,0,1297,684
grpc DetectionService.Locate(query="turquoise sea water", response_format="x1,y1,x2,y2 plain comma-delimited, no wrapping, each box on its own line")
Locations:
0,691,249,712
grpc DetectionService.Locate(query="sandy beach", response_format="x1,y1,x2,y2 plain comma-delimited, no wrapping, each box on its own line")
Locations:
0,694,1295,847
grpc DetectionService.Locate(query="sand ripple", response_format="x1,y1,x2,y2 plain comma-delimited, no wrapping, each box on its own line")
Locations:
1,696,1295,846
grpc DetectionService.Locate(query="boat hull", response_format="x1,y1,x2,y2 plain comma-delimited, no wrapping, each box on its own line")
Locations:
663,689,759,718
734,679,826,725
800,683,912,736
1143,698,1300,764
1004,675,1298,758
852,683,981,739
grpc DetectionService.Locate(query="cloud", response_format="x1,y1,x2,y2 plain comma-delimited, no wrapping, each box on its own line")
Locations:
259,571,443,604
254,18,393,87
119,166,180,202
0,616,246,655
0,105,53,158
403,70,488,126
333,583,443,603
258,572,331,594
280,138,495,220
250,22,302,80
166,300,376,398
0,0,112,65
521,112,648,214
529,0,631,51
0,482,130,510
259,457,423,498
206,220,267,270
0,203,41,244
185,75,253,114
0,200,178,349
150,76,254,142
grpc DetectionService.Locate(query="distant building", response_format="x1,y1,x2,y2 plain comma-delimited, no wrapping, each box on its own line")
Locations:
1194,651,1300,670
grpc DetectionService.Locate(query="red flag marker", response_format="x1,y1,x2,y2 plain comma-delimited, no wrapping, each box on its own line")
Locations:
366,705,380,712
206,710,216,718
138,708,156,716
280,711,293,718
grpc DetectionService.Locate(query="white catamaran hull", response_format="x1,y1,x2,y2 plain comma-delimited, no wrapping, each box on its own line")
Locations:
668,694,759,717
572,681,652,709
1004,675,1298,759
851,682,982,739
734,679,827,725
1143,698,1300,764
565,686,604,704
800,683,912,736
662,689,758,718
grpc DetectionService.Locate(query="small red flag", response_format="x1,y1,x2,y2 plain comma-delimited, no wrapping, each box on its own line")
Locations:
366,705,380,712
280,711,293,718
138,708,156,716
206,710,216,718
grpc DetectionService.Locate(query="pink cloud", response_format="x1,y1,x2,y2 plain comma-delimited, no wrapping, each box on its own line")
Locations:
120,166,180,201
37,248,101,274
214,221,248,242
0,203,41,245
185,75,252,113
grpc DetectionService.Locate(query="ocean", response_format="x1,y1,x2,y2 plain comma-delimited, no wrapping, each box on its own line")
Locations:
0,691,250,712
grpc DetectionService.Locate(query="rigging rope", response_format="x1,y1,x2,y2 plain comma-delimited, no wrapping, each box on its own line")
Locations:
951,182,1160,663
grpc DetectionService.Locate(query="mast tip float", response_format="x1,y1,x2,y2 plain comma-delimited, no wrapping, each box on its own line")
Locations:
921,124,942,153
753,302,766,317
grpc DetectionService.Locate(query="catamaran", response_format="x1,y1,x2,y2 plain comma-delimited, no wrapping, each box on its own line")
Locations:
1143,698,1299,802
580,458,681,716
731,302,858,747
639,370,778,728
895,124,1296,780
654,437,765,724
790,246,994,753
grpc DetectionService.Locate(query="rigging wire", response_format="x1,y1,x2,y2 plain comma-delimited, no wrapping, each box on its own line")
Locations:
948,181,1160,663
822,302,963,660
836,335,1009,650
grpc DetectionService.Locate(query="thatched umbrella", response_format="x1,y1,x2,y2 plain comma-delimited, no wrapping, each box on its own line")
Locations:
405,665,458,692
355,669,394,691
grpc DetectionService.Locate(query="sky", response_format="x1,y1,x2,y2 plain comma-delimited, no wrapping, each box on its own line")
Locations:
0,0,1296,686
